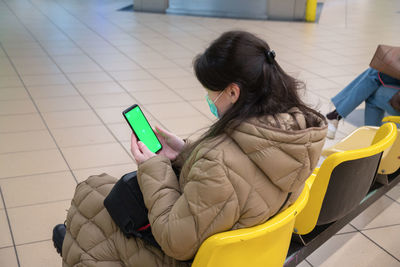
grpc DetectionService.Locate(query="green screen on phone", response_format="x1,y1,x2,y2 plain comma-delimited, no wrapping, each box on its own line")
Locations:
124,105,162,153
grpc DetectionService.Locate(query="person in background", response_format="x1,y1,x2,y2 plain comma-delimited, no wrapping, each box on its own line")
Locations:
57,31,327,267
326,68,400,139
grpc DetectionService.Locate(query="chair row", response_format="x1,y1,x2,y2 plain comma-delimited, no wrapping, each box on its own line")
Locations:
191,116,400,267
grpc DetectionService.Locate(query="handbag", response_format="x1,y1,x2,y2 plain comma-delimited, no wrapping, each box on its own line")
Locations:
104,171,160,248
369,44,400,80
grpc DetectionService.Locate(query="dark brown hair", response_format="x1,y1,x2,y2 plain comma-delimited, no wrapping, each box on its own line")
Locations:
178,31,318,161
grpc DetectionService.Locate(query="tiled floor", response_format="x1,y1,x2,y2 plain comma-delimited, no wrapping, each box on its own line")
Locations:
0,0,400,266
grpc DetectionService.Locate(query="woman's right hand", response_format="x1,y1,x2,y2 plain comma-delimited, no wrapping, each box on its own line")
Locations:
154,126,185,161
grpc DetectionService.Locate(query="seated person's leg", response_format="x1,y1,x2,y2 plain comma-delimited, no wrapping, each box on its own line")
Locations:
327,68,381,138
365,86,400,126
331,68,381,118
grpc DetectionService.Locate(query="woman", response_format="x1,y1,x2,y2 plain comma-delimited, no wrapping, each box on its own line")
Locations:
326,68,400,139
59,31,327,266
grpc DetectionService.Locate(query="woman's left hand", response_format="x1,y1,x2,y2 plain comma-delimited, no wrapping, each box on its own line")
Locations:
130,134,156,165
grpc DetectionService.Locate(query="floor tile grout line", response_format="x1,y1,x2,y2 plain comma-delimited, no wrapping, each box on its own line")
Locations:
1,0,137,164
0,43,80,185
0,162,134,181
0,187,21,267
349,222,400,262
305,259,314,267
385,194,400,206
350,222,400,232
0,140,125,156
6,198,72,210
36,0,212,134
13,238,54,248
54,1,211,125
94,9,216,122
18,0,172,161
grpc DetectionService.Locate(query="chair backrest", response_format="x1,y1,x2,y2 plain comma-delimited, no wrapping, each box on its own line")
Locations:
379,116,400,174
294,122,397,235
192,185,309,267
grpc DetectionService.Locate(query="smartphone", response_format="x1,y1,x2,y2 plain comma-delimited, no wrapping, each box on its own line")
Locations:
123,104,162,153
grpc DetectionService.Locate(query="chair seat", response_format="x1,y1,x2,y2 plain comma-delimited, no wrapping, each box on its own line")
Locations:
323,126,400,175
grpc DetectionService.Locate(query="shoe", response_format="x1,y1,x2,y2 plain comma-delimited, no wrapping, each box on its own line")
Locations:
52,224,66,256
327,118,339,139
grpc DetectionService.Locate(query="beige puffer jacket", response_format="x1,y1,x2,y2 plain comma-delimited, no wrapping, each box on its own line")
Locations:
62,108,327,266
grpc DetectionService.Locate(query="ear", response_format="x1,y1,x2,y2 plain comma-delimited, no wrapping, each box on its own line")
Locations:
226,83,240,104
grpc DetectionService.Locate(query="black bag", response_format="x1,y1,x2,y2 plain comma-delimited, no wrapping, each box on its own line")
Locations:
104,171,160,248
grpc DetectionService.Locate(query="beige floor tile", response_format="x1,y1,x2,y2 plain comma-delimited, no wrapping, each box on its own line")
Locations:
307,232,400,267
351,196,400,230
52,55,94,65
296,260,312,267
131,89,183,104
17,240,62,267
107,123,132,142
42,110,102,129
145,102,202,119
162,115,212,136
59,63,102,73
0,130,56,154
327,75,357,87
73,163,137,183
0,247,18,267
0,210,13,248
99,61,142,72
136,58,179,69
120,79,169,92
0,87,29,100
0,76,23,88
8,200,70,245
21,74,69,86
95,107,127,124
16,64,61,76
0,149,68,178
386,185,400,203
305,78,341,91
67,72,113,84
61,143,133,170
0,99,36,115
74,81,125,95
363,225,400,260
109,69,152,81
0,114,46,133
337,224,358,235
0,172,76,208
35,96,89,112
160,76,201,89
51,125,115,147
85,93,135,108
173,87,206,101
146,67,191,79
26,84,78,99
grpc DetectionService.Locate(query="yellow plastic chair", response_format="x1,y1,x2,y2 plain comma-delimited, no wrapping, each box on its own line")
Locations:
322,116,400,175
294,122,397,235
192,185,309,267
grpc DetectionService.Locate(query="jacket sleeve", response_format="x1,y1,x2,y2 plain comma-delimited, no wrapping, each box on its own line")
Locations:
137,155,240,260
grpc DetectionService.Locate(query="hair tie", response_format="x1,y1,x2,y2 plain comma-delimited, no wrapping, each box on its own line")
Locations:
265,50,276,64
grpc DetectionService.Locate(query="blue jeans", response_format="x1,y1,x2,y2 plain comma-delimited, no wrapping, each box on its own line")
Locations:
331,68,400,126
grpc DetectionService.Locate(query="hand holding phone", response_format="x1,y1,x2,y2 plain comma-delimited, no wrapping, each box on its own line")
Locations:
153,126,185,161
123,104,162,153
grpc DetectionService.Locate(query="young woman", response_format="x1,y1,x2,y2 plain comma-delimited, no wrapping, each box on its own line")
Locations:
59,31,327,266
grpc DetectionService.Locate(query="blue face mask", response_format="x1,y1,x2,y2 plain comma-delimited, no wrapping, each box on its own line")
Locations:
206,91,224,118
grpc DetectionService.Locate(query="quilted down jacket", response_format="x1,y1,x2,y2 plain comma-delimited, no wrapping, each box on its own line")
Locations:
62,107,327,266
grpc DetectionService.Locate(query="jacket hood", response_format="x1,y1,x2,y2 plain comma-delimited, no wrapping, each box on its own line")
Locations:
228,108,327,192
